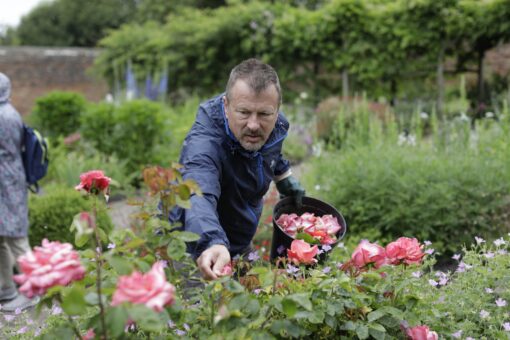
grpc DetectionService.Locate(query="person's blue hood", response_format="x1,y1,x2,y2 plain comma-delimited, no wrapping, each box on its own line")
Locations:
0,72,11,104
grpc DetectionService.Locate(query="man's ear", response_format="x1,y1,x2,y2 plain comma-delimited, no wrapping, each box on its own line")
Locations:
223,95,228,108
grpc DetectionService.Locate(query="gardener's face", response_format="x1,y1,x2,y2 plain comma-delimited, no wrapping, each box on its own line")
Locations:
223,80,279,152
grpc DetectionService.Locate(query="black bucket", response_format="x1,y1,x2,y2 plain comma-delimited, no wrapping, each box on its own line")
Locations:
270,196,347,262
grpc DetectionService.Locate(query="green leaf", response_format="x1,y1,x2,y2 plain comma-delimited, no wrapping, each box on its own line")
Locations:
167,238,186,260
356,324,369,339
176,196,191,209
225,280,245,294
170,231,200,242
295,232,320,245
285,293,312,311
128,305,166,333
106,306,130,337
61,285,87,315
367,309,386,322
282,298,297,317
177,183,191,200
98,227,109,244
75,233,91,247
109,255,134,275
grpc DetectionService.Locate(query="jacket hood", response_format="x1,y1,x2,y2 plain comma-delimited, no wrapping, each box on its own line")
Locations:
0,72,11,104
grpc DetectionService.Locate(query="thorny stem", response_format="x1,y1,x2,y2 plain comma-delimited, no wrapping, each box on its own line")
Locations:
92,196,108,340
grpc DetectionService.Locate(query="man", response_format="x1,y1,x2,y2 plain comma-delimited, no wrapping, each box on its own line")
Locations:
169,59,305,280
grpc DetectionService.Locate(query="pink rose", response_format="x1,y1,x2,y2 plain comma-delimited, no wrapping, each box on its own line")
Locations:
75,170,111,194
386,237,425,265
82,329,95,340
287,239,319,265
111,261,176,312
405,325,438,340
14,239,86,298
351,240,387,269
219,263,233,276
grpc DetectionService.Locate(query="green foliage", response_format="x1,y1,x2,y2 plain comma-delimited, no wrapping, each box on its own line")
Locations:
304,104,510,255
31,91,87,138
43,140,136,194
28,185,113,247
80,99,170,174
16,0,137,47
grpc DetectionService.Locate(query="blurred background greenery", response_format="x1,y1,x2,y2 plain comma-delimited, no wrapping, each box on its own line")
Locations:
2,0,509,259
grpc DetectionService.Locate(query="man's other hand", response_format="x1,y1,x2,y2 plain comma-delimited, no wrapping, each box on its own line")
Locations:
196,244,231,280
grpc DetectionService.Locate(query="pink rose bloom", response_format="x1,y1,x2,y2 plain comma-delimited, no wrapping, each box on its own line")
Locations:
287,239,319,265
75,170,111,194
111,261,176,312
219,263,233,276
82,329,95,340
405,325,438,340
351,240,387,269
14,239,86,298
386,237,425,265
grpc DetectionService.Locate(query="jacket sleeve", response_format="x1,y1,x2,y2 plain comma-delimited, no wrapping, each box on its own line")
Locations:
273,153,290,180
179,115,230,259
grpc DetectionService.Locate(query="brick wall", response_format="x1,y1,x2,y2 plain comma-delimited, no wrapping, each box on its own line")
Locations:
0,46,109,116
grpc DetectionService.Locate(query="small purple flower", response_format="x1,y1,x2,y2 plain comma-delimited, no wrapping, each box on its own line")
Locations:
253,288,262,295
424,240,432,246
322,245,332,252
484,252,495,259
480,310,490,318
452,254,461,261
4,314,15,322
286,264,299,275
161,260,169,268
452,330,462,338
107,242,116,249
248,251,260,262
16,326,28,334
428,279,438,287
35,328,41,336
475,236,485,245
277,245,286,255
496,298,507,307
167,319,176,328
51,306,63,315
183,323,190,331
15,307,22,315
425,248,435,255
503,322,510,331
485,287,494,294
456,261,472,273
27,319,34,325
493,238,506,246
322,266,331,274
439,277,449,286
412,271,422,278
175,329,186,336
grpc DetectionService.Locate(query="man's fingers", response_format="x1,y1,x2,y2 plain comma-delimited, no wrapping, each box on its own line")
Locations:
197,252,218,280
212,252,230,276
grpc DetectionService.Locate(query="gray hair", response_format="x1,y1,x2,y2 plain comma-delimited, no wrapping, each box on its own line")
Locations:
226,58,281,106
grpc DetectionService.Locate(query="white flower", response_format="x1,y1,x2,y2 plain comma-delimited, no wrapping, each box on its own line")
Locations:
299,92,308,100
420,112,429,119
459,112,470,122
452,254,461,261
496,298,507,307
475,236,485,245
314,184,321,191
493,238,506,246
485,111,494,118
480,310,490,318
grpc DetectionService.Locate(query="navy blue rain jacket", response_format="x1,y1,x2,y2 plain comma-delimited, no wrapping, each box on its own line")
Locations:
169,93,290,258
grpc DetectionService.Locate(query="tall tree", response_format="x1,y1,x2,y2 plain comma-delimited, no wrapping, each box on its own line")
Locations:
17,0,138,47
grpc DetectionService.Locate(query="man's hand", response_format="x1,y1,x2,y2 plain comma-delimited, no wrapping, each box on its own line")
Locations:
196,244,231,280
276,176,306,208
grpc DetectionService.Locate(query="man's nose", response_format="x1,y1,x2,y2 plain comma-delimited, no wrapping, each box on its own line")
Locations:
246,113,261,131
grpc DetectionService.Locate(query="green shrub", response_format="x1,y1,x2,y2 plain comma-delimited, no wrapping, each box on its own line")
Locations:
31,91,87,138
80,100,170,174
29,185,114,247
304,138,510,255
43,139,136,195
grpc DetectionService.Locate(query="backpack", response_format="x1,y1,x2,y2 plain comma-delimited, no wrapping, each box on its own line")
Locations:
21,124,49,193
